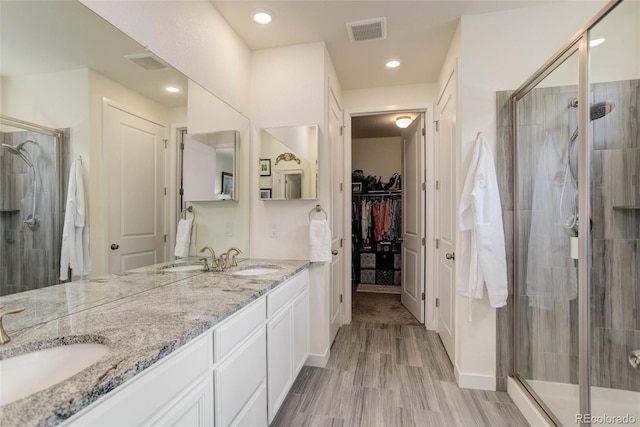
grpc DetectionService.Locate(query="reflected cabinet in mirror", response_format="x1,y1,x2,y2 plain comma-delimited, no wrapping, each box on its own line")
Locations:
183,130,239,201
259,125,318,200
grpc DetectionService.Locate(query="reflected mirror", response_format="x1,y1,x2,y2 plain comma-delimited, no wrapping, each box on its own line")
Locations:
183,131,238,201
259,125,319,200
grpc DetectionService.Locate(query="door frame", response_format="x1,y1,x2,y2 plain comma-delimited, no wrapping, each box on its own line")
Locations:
101,98,170,272
343,103,437,331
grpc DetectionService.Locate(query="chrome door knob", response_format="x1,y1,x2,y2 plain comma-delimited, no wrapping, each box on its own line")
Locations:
110,243,120,250
332,250,339,255
445,252,455,260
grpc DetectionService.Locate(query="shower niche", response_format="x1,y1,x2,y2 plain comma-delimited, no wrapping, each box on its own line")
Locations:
0,117,67,296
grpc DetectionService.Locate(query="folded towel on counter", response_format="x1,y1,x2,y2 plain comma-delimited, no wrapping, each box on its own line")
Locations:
175,219,193,258
309,219,332,263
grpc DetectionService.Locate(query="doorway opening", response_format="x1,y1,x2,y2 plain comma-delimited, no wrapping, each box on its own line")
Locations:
348,110,426,326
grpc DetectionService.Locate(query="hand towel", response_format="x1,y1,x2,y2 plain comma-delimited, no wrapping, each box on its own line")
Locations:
175,218,193,258
309,219,331,263
60,158,92,280
188,221,197,257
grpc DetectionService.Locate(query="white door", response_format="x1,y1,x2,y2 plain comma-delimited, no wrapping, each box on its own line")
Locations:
329,87,344,344
401,115,426,323
105,103,167,273
436,70,457,362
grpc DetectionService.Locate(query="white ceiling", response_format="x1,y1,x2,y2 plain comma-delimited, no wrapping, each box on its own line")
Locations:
211,0,553,90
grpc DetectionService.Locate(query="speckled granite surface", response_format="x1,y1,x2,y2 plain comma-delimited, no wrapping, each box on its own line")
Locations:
0,259,309,426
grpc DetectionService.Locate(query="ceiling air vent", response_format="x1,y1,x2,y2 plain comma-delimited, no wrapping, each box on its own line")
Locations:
346,17,387,42
124,53,168,70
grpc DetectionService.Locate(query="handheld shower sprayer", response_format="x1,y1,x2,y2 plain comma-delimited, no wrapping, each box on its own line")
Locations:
1,140,39,229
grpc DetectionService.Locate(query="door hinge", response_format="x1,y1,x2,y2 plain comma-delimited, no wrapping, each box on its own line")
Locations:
164,234,167,243
340,238,344,248
435,298,440,307
435,120,440,132
340,294,343,303
180,142,184,150
164,139,168,149
179,188,184,196
435,180,440,190
422,292,425,301
340,182,343,192
422,127,426,136
435,239,439,248
340,126,345,136
422,182,426,191
164,187,167,195
421,237,425,246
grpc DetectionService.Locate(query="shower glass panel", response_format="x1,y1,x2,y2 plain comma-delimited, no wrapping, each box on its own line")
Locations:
588,1,640,420
515,49,581,425
0,116,65,296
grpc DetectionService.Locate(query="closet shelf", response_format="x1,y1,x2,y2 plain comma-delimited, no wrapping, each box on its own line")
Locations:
353,191,401,197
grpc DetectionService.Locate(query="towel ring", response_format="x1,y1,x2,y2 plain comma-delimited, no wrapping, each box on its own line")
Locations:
182,205,195,220
309,204,328,221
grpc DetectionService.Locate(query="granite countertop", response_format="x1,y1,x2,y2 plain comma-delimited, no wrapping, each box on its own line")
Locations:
0,259,309,426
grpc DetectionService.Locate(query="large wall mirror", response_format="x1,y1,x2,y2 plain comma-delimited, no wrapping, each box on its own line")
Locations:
183,131,238,201
259,125,319,200
0,0,250,329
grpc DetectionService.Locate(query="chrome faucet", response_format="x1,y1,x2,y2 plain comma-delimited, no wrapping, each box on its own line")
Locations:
0,305,26,344
224,247,243,268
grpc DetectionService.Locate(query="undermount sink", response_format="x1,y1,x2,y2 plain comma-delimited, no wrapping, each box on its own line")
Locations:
160,263,204,273
232,267,281,276
0,343,109,406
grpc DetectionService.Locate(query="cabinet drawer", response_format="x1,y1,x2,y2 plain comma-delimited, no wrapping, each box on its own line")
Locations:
68,333,210,426
267,269,308,317
215,328,267,427
214,297,266,362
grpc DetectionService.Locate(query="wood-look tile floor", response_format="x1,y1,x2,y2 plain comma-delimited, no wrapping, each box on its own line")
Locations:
272,322,529,427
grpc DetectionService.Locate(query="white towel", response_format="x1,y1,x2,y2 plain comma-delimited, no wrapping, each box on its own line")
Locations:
60,158,92,280
309,219,331,263
174,219,193,258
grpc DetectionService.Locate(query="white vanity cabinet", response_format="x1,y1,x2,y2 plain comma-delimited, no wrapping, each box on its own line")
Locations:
266,269,310,423
64,268,309,427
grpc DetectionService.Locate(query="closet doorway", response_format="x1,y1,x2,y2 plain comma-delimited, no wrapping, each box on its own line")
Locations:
348,110,428,325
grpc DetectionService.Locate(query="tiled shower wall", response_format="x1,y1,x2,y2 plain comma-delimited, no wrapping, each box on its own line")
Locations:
0,129,69,296
495,79,640,392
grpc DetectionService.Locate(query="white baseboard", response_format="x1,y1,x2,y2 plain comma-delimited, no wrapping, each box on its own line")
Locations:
454,365,496,391
304,349,329,368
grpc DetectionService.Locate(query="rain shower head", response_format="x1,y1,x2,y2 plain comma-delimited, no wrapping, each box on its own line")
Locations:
2,142,34,167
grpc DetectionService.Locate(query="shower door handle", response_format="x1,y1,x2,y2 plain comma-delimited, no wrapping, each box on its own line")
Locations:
110,243,119,250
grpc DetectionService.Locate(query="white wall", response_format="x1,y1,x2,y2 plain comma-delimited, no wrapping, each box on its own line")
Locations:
344,83,437,110
352,137,402,181
448,0,607,389
80,0,251,116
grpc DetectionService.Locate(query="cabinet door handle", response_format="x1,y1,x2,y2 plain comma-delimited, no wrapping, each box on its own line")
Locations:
445,252,455,260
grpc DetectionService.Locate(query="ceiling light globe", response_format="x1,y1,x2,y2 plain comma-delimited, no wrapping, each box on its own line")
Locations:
252,10,272,25
386,60,400,69
395,116,412,128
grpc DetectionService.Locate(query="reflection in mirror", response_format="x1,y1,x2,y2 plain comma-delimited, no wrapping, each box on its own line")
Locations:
183,131,238,201
259,125,319,200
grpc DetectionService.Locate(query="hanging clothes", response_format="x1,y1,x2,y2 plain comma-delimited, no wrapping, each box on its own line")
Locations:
60,158,92,280
526,132,577,310
458,133,508,312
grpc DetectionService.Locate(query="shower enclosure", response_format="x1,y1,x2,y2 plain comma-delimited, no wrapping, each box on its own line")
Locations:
0,115,66,296
508,0,640,424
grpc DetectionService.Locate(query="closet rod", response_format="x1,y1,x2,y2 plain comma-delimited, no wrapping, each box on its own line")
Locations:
352,191,402,198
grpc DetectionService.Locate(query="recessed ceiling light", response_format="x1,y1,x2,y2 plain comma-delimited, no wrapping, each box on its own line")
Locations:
165,86,180,93
589,38,606,47
386,60,400,69
252,8,273,25
395,116,412,128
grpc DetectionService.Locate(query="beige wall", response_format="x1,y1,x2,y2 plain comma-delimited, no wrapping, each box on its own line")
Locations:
352,137,402,183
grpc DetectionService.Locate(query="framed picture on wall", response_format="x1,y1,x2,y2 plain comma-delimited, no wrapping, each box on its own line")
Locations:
221,172,233,196
260,188,272,199
352,182,362,193
259,159,271,176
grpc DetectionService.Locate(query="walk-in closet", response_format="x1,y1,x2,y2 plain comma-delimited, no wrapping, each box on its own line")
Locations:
350,112,419,325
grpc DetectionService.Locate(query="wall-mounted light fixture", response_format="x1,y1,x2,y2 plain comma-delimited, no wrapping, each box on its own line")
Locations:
395,116,412,128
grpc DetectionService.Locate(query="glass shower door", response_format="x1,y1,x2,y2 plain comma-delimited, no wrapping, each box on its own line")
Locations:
588,0,640,422
514,49,582,425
